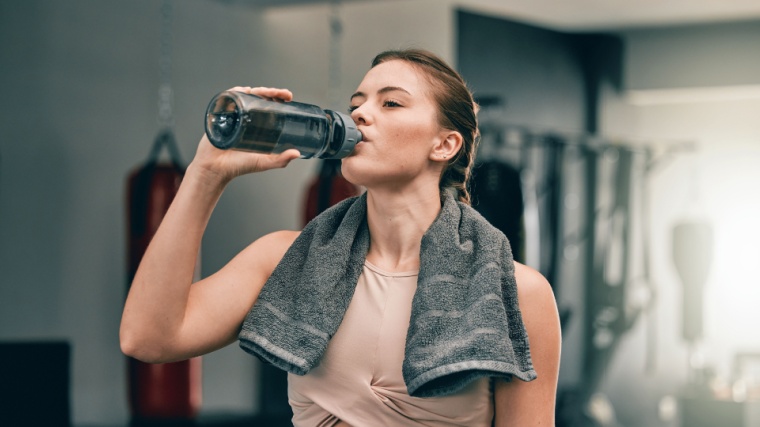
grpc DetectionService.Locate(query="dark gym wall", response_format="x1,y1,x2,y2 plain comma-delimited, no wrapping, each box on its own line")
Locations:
456,10,587,133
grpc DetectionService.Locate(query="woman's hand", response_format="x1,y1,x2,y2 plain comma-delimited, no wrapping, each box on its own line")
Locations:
190,86,301,185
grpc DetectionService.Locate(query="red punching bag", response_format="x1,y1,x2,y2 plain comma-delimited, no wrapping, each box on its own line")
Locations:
303,159,360,225
126,130,202,420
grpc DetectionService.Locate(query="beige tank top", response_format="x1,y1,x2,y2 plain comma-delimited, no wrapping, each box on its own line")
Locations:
287,261,493,427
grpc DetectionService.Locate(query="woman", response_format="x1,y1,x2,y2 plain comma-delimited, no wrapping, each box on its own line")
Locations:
121,49,561,426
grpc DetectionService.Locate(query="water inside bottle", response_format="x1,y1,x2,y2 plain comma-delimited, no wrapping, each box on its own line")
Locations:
238,108,330,158
206,92,332,158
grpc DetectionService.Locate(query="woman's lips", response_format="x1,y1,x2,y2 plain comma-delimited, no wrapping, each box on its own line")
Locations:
357,129,368,142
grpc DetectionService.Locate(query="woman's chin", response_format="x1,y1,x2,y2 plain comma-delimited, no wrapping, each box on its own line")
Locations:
340,157,379,189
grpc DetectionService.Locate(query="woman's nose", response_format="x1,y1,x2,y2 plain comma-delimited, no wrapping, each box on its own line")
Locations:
350,105,368,125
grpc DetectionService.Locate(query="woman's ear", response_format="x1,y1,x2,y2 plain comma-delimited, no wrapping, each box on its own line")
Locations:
430,131,463,162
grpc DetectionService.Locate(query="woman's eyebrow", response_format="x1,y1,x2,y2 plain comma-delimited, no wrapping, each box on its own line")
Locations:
350,86,412,101
377,86,411,96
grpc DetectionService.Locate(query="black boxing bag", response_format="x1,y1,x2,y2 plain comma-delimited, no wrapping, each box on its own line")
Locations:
125,130,201,420
470,160,526,263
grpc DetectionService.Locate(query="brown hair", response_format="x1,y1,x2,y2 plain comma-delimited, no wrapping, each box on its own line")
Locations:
371,49,479,204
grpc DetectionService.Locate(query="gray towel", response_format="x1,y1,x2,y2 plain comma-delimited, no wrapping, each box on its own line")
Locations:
239,191,537,397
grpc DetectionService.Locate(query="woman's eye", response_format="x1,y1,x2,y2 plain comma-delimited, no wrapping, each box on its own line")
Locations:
348,99,401,113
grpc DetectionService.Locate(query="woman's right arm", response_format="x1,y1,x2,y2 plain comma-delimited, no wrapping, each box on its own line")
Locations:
120,87,301,363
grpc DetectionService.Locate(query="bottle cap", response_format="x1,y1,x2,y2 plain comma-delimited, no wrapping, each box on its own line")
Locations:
327,110,361,159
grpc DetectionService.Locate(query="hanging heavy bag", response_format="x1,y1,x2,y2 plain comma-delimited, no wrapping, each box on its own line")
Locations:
303,159,360,225
470,160,526,263
125,130,202,421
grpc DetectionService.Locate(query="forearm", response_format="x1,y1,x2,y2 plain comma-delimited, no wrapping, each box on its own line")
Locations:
120,163,226,361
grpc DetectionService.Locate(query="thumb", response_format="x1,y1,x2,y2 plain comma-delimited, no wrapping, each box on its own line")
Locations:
271,149,302,168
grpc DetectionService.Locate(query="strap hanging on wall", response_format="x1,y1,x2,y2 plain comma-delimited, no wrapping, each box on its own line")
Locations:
145,0,184,171
146,129,184,170
153,0,183,167
157,0,174,131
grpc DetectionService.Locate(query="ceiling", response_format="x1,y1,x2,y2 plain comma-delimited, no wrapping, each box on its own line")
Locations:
464,0,760,31
217,0,760,30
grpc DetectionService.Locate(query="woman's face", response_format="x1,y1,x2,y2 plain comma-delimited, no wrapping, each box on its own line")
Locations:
341,60,445,190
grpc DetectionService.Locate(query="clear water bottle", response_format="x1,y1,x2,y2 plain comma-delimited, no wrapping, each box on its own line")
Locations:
204,90,361,159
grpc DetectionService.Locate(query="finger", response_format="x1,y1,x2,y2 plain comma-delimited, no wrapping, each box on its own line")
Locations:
225,86,293,102
272,149,301,168
250,87,293,102
228,86,251,93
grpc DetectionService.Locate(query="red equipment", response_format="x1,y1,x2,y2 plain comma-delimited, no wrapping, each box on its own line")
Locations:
125,130,201,420
302,159,360,225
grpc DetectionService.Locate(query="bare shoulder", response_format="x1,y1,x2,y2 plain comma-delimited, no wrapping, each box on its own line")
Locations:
239,229,301,272
253,229,301,253
511,261,561,353
493,261,561,425
512,261,556,310
511,261,561,362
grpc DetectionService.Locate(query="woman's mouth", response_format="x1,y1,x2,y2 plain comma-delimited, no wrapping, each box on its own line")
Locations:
356,129,369,143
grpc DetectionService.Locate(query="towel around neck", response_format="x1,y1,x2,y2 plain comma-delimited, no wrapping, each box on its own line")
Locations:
239,191,537,397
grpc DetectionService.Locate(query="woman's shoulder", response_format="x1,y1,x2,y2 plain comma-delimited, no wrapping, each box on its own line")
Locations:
260,229,301,247
512,261,557,313
238,229,302,273
494,263,561,424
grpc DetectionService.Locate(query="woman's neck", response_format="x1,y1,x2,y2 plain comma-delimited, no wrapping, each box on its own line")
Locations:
364,186,442,272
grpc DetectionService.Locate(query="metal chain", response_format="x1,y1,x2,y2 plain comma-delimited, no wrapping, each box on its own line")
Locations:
328,0,343,111
157,0,174,128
